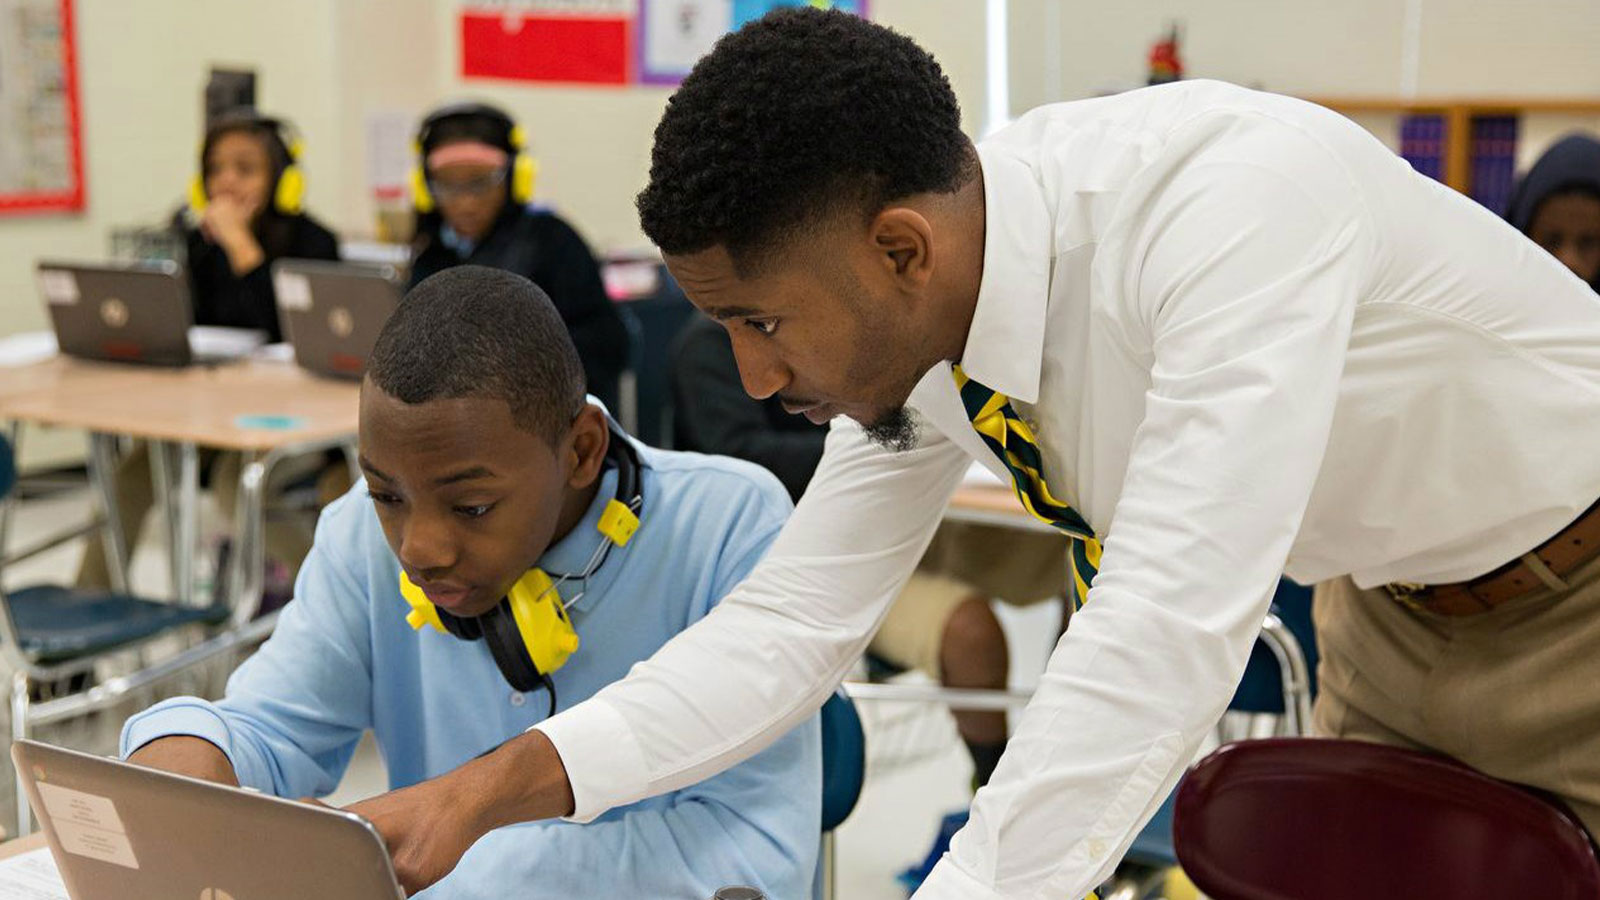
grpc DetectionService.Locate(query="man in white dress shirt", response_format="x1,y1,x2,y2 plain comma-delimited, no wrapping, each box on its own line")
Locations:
353,9,1600,897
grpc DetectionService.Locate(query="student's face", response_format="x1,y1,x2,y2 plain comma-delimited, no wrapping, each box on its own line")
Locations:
357,385,605,620
665,233,932,437
203,131,274,217
1528,191,1600,283
430,154,508,242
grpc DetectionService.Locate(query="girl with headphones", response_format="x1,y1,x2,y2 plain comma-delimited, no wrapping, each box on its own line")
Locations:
407,102,629,410
180,110,340,342
78,111,341,598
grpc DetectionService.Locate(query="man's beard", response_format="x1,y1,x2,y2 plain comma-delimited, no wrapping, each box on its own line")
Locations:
861,405,919,453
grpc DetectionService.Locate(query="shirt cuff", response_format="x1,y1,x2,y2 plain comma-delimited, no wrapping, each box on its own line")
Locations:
531,699,650,824
915,858,1007,900
119,700,234,765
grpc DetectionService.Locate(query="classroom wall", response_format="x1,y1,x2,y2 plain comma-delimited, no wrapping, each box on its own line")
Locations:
6,0,1600,347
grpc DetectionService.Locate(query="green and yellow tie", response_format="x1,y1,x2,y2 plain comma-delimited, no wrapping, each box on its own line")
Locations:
953,364,1102,610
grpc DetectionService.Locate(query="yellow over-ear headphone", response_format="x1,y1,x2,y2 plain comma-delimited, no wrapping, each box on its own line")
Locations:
409,103,537,214
189,113,306,217
398,426,642,698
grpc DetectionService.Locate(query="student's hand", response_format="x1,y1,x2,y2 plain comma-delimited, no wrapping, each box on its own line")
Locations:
125,736,240,787
345,730,576,896
346,777,480,896
200,196,265,275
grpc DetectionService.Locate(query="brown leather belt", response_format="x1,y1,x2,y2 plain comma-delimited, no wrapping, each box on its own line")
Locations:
1385,499,1600,616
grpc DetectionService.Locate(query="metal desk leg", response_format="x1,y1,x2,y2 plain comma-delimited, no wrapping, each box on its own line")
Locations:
148,441,182,599
12,670,32,836
87,433,129,595
177,443,199,607
228,455,269,626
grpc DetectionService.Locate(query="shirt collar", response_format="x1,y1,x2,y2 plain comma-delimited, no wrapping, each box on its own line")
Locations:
958,141,1054,405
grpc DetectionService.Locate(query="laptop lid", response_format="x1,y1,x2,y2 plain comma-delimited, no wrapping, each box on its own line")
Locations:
38,260,194,367
12,739,404,900
272,259,402,380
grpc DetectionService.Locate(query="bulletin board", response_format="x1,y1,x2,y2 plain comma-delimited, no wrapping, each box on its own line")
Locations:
460,1,635,85
639,0,866,85
0,0,84,214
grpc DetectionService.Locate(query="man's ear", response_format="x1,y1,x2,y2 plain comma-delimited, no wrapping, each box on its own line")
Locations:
565,404,610,490
871,207,936,290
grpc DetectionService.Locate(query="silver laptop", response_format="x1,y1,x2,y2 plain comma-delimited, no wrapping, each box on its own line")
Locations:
272,259,402,380
13,739,404,900
37,260,263,367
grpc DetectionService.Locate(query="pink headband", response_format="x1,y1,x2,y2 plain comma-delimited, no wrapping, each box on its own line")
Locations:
426,142,509,171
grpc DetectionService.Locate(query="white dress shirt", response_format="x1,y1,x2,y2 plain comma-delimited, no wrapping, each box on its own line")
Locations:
537,80,1600,898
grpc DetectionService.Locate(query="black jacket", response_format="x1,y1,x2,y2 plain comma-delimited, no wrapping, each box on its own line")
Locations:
182,213,340,343
670,314,825,502
409,207,629,409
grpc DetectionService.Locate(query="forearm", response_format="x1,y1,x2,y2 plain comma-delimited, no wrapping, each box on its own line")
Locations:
125,735,239,787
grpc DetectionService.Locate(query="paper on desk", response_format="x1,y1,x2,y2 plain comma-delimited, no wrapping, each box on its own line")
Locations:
0,847,68,899
962,461,1008,488
0,331,58,368
187,326,267,360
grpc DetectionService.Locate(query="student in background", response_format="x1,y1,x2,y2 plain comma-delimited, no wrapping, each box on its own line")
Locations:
78,110,339,597
406,103,628,410
1508,133,1600,288
122,267,820,899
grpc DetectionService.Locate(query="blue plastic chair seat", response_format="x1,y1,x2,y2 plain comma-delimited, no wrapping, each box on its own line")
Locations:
6,586,228,664
820,691,865,833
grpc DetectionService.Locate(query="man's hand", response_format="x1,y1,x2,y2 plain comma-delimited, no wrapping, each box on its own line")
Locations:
125,736,239,787
345,729,576,896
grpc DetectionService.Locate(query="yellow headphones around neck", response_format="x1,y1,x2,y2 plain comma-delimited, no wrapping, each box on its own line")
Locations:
408,103,537,214
398,427,642,698
188,113,306,217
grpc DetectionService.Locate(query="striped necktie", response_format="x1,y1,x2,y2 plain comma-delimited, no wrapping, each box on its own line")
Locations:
953,364,1102,610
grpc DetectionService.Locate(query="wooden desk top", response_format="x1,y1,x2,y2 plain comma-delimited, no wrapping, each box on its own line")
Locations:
0,831,46,860
0,357,359,452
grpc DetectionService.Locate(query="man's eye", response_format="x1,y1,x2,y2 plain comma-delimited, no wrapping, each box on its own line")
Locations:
746,318,778,336
367,490,400,507
455,503,495,519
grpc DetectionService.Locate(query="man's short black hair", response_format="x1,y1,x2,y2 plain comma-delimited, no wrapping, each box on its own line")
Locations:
636,7,975,272
367,266,586,444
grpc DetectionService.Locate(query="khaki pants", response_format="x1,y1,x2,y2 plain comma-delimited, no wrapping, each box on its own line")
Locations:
869,523,1070,677
1313,559,1600,835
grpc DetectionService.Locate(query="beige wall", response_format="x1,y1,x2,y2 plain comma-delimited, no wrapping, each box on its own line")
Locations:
6,0,1600,340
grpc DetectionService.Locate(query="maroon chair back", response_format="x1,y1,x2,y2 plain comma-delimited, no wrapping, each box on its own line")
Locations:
1173,738,1600,900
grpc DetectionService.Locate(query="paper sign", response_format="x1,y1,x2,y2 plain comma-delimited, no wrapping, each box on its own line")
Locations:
0,848,67,899
37,271,79,306
273,271,312,311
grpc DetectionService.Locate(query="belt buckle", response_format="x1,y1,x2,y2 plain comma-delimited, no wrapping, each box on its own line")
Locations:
1384,581,1433,612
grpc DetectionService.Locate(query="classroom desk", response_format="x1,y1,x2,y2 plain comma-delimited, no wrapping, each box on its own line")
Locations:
0,356,359,620
0,831,44,859
944,482,1058,535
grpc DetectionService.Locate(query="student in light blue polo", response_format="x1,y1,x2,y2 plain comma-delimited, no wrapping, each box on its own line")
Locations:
118,265,820,899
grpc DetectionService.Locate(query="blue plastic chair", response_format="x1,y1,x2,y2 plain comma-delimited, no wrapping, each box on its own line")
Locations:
818,689,865,900
0,433,228,834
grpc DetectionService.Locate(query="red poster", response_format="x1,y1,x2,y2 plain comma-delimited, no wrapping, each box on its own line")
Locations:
460,9,632,85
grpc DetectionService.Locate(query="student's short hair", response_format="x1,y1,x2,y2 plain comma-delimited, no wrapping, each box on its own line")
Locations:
367,266,586,444
635,7,976,274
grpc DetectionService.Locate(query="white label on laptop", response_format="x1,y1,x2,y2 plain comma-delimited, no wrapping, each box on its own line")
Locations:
274,271,312,311
49,819,139,870
35,783,137,868
37,271,79,306
36,782,125,834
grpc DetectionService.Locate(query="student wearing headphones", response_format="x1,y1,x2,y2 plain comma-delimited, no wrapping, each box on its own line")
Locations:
77,110,339,594
118,266,820,899
183,109,339,341
407,103,629,411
